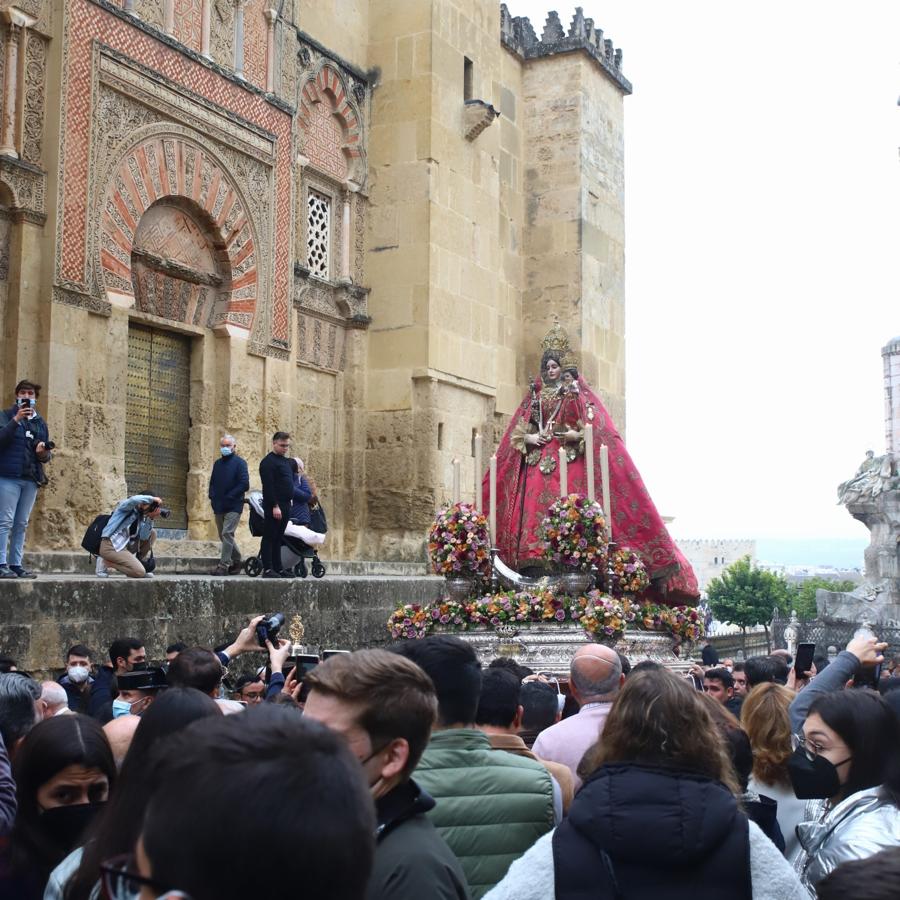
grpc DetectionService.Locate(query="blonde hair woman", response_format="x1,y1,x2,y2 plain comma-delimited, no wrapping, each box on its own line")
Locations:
741,683,807,858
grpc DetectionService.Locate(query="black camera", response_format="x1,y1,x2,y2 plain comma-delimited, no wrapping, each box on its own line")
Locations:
256,612,285,647
146,500,171,519
45,441,56,451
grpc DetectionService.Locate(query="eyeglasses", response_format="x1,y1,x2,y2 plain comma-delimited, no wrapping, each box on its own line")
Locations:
791,732,824,761
100,854,192,900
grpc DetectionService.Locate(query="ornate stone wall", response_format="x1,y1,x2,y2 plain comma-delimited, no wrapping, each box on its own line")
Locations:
172,0,203,52
54,2,291,351
291,43,371,559
6,1,630,565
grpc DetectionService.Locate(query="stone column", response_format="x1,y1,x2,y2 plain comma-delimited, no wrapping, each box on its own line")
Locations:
264,8,277,92
233,1,245,79
883,336,900,456
200,0,211,56
295,154,308,268
164,0,175,34
340,186,352,282
0,10,28,159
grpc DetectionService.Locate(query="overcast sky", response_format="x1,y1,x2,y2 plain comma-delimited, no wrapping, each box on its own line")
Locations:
512,1,899,542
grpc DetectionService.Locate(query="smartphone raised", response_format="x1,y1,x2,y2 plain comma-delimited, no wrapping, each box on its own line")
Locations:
282,653,320,679
322,649,350,660
853,660,883,689
794,642,815,676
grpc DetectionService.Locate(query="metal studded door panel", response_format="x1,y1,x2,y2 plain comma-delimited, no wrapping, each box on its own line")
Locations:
125,326,191,529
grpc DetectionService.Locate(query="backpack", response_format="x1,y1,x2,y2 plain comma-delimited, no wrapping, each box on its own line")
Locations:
81,515,110,555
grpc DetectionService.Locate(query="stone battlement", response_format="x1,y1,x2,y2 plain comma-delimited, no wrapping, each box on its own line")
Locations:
500,5,632,94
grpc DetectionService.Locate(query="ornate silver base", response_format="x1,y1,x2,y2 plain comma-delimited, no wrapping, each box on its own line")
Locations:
449,624,691,676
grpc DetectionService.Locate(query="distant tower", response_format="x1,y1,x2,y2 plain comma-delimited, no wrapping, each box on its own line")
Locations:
884,336,900,455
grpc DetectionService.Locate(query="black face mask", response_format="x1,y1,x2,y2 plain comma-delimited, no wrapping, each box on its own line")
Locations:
39,802,105,851
787,747,850,800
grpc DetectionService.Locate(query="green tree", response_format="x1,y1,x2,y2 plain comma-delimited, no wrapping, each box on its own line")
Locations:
707,556,792,653
784,577,857,621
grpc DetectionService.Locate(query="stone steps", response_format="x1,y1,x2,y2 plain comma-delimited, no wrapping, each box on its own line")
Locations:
23,549,428,578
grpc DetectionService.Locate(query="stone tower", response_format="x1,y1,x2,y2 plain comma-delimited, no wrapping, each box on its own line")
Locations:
363,2,631,557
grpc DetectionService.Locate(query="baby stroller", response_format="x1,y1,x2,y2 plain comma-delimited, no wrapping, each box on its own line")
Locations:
243,491,326,578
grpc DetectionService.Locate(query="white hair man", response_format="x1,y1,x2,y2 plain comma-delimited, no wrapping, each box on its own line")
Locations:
207,433,249,576
39,681,72,718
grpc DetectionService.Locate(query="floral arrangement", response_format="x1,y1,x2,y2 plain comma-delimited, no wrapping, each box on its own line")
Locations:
626,600,705,643
541,494,609,571
466,590,573,627
388,604,432,640
572,591,633,641
607,547,650,597
427,503,491,578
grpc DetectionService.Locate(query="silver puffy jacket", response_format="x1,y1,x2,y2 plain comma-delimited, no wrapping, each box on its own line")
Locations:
793,787,900,892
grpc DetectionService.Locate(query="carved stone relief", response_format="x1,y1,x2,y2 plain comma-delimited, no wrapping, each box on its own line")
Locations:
134,0,167,31
210,0,235,69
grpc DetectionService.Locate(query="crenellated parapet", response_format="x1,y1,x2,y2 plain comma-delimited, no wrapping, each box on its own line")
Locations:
500,4,632,94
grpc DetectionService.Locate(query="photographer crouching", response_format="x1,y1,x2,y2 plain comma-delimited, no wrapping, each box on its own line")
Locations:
97,494,169,578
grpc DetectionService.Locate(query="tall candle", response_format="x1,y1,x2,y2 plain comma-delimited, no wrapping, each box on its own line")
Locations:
452,458,461,504
489,454,497,544
559,446,568,497
600,444,612,539
474,433,483,512
585,423,595,501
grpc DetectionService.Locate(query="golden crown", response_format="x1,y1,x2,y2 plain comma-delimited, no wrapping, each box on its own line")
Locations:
540,319,578,371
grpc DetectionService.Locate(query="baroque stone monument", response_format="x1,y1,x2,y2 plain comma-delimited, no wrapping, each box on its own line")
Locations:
818,336,900,625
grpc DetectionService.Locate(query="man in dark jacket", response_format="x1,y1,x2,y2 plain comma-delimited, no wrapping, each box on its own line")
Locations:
258,431,294,578
208,433,250,575
390,636,554,899
304,649,469,900
57,643,95,713
88,636,146,723
0,379,52,579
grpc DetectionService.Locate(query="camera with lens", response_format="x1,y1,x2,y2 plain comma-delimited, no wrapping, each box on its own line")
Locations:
145,499,171,519
256,612,285,647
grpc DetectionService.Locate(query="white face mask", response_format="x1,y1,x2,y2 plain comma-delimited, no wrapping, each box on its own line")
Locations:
67,665,90,684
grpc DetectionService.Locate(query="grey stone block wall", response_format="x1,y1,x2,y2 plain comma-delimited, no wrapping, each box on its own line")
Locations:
0,576,442,677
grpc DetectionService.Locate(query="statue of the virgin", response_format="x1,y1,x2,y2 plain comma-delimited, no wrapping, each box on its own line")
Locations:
483,322,698,605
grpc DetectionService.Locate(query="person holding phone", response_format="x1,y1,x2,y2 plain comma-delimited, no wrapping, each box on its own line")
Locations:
0,379,52,579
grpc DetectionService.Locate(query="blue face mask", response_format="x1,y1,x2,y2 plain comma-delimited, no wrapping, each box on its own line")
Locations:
112,698,135,719
220,446,233,457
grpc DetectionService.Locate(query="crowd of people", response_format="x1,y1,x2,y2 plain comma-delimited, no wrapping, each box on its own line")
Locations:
1,621,899,899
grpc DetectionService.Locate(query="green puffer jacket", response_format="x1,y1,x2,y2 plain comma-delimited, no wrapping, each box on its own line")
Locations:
413,729,554,899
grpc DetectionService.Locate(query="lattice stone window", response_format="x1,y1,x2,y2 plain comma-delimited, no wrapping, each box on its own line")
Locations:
307,189,331,279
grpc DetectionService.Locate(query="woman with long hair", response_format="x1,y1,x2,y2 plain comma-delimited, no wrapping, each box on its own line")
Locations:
699,693,785,852
485,666,806,900
790,688,900,892
0,716,115,900
741,682,807,857
44,687,220,900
